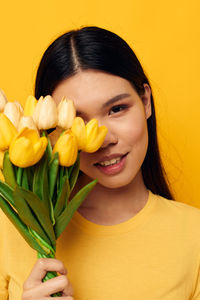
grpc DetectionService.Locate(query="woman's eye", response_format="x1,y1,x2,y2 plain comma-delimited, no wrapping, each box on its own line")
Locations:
109,104,128,115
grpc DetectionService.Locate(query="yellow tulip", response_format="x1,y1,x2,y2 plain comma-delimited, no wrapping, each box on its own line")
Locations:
0,150,5,169
53,130,78,167
57,97,76,129
0,169,5,182
71,117,87,150
82,119,108,153
0,113,17,150
4,101,23,128
24,95,37,116
0,89,8,112
9,128,48,167
33,95,57,130
18,116,39,134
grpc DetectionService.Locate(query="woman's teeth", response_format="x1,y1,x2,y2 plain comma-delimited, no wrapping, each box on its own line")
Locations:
98,157,121,166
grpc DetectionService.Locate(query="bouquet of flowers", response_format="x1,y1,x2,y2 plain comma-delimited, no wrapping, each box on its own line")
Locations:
0,89,108,296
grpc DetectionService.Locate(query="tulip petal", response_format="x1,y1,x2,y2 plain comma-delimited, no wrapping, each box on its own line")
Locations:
84,119,98,151
17,127,39,144
32,137,48,164
0,114,17,150
71,117,87,150
0,89,8,112
53,131,78,167
9,137,33,167
24,95,37,116
57,98,76,129
4,102,22,128
34,95,57,130
86,126,108,153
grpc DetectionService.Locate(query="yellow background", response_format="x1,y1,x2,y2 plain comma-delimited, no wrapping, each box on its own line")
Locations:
0,0,200,207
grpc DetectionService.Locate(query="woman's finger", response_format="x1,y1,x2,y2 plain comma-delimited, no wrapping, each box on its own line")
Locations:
41,275,73,296
23,258,67,290
23,275,73,299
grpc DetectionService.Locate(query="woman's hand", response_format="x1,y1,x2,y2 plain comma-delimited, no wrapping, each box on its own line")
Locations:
22,258,74,299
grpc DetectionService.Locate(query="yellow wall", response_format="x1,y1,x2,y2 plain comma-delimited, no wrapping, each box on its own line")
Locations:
0,0,200,207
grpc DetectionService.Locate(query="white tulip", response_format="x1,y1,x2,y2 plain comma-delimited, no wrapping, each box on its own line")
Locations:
3,101,23,128
57,97,76,129
18,116,39,135
33,95,57,130
0,89,8,112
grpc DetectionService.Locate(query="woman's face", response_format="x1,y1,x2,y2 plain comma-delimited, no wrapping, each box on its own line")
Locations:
52,70,151,189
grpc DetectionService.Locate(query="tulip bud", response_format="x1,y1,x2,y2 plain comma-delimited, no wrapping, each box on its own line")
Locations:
0,89,8,112
24,95,38,116
57,97,76,129
14,101,24,114
0,113,17,150
9,128,48,167
53,129,78,167
18,116,39,134
4,101,23,128
82,118,108,153
71,117,87,150
33,95,57,130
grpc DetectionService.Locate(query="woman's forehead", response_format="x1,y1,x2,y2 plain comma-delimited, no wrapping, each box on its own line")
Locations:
52,70,135,110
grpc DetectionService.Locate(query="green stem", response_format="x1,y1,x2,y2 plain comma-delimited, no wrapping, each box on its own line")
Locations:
30,229,61,297
37,252,62,297
29,228,55,256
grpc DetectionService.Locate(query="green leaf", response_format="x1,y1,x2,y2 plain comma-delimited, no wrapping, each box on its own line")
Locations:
27,166,35,192
33,155,51,213
0,181,15,207
59,166,64,187
56,166,64,200
54,175,70,220
13,186,52,246
42,131,52,161
68,165,73,178
0,196,46,255
55,179,97,238
48,152,59,200
17,168,23,186
2,151,16,189
21,168,29,190
14,186,56,248
69,152,80,192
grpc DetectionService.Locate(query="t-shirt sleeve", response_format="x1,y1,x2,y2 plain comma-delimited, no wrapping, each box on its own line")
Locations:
0,210,9,299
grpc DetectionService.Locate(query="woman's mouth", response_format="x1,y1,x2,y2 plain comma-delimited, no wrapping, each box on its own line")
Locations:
94,153,129,175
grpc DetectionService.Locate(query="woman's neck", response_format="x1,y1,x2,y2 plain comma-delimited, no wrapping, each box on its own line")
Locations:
71,171,149,225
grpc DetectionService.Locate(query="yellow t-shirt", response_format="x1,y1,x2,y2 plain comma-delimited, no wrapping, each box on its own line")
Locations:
1,191,200,300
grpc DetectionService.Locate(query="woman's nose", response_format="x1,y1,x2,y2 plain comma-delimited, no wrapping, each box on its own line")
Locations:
99,125,118,149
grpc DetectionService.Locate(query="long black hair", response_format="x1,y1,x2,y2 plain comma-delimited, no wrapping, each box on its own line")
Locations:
35,26,173,200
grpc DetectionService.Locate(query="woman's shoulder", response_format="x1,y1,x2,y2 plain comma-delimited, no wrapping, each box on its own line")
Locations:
152,192,200,232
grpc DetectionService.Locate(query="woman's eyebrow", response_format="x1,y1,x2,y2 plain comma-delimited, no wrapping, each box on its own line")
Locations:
76,93,131,115
101,93,131,109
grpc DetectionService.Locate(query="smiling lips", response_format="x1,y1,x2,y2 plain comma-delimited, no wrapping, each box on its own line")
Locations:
94,152,128,166
94,153,128,175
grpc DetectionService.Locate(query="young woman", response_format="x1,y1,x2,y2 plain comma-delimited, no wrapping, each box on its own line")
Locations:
1,26,200,300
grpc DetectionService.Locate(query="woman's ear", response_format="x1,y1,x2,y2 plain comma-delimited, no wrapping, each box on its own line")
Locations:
140,83,152,119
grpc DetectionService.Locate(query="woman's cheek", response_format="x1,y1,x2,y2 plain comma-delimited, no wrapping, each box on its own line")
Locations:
79,152,92,174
